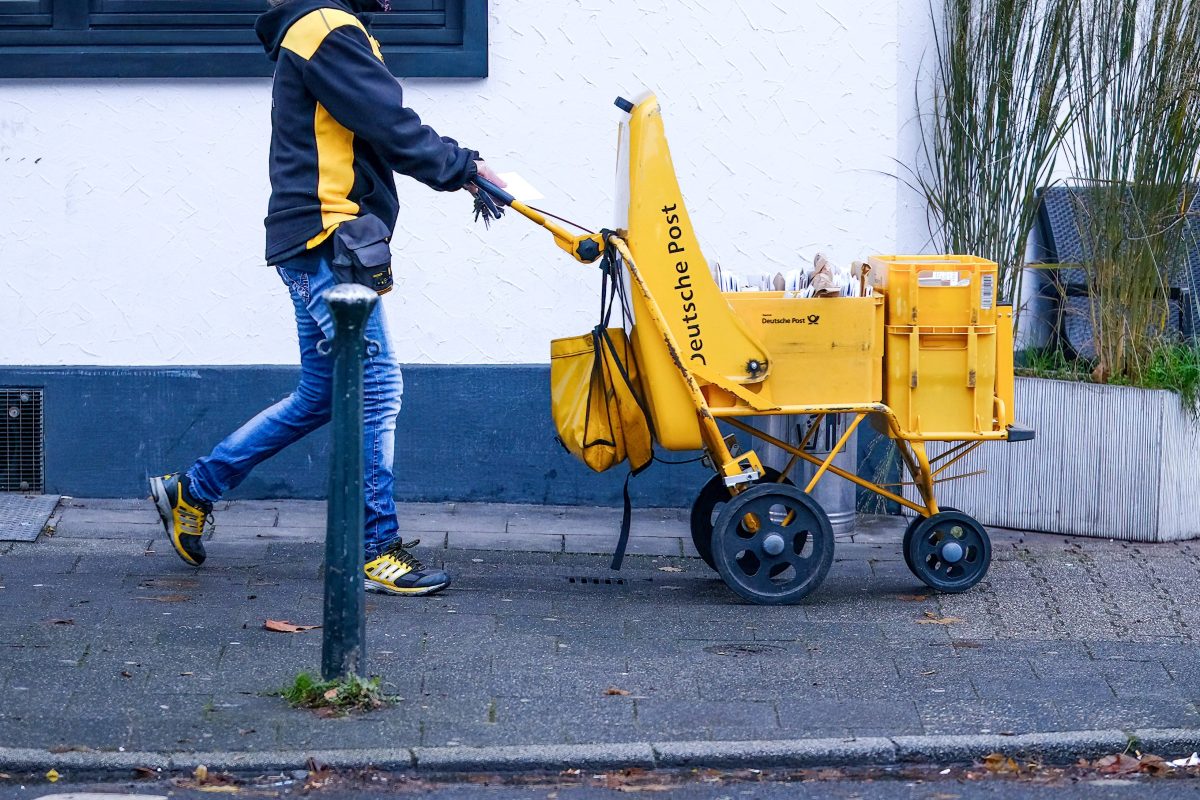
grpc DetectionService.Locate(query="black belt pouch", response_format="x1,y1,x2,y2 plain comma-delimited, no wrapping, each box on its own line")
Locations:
331,214,394,295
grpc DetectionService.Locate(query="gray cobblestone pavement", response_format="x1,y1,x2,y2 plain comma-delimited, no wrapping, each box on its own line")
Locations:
2,497,1199,757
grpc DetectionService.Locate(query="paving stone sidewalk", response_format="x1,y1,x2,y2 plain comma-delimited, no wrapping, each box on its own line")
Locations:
2,497,1199,755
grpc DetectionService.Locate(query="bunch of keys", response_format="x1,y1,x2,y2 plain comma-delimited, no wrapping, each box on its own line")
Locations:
471,183,504,228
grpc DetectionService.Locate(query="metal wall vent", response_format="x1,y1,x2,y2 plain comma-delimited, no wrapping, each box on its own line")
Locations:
1,388,44,493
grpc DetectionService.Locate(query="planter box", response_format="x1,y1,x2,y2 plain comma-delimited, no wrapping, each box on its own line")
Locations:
912,376,1200,542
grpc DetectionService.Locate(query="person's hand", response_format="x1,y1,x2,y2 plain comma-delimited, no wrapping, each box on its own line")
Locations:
466,160,506,194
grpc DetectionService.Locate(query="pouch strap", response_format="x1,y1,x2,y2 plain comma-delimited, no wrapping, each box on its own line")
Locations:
595,325,656,473
610,471,634,571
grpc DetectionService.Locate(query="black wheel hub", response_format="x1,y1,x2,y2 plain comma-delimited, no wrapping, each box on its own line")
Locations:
904,510,991,593
902,505,958,575
689,467,793,570
711,483,834,605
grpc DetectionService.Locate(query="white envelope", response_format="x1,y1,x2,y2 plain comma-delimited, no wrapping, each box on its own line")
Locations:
497,172,545,203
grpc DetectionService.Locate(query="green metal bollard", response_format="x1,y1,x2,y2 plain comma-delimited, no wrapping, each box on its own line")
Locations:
319,283,379,680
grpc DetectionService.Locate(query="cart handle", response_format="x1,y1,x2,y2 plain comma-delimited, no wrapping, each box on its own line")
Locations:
472,175,516,207
467,176,605,264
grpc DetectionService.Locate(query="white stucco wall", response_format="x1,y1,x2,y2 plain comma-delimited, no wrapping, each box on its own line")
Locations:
0,0,934,367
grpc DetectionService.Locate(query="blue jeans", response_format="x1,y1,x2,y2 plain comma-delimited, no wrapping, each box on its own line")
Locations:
187,253,404,558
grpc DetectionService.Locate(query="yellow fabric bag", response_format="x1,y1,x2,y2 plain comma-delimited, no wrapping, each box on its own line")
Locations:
550,326,653,474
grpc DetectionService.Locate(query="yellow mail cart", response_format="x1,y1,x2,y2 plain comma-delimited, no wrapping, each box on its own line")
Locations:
470,94,1033,605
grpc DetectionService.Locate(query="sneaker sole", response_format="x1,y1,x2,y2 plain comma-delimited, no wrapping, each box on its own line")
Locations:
364,578,451,597
149,476,203,567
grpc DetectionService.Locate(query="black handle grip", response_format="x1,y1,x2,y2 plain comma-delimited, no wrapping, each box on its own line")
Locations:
470,175,515,207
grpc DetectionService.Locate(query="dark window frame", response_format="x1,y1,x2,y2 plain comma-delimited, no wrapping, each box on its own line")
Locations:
0,0,485,77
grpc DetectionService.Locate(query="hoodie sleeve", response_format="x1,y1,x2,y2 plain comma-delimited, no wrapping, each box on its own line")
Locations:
301,24,478,191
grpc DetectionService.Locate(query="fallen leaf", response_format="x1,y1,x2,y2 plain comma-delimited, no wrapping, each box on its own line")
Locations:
264,619,321,633
46,769,59,783
898,594,928,601
323,688,340,700
194,765,209,783
135,594,190,603
238,728,255,736
921,670,938,676
1095,753,1141,775
47,619,74,626
656,566,684,573
197,787,240,794
598,767,679,792
981,753,1020,774
133,766,158,779
917,611,962,625
120,671,132,678
603,686,632,696
1139,754,1171,776
179,671,194,676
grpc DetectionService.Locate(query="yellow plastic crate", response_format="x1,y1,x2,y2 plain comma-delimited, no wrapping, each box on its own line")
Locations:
869,255,998,327
885,324,998,438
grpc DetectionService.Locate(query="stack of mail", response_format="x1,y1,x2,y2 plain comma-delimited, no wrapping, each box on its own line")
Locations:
711,254,873,298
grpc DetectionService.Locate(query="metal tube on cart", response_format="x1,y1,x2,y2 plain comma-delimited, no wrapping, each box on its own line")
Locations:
320,283,377,680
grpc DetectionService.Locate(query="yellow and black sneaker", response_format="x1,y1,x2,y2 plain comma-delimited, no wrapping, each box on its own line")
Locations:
149,472,213,567
364,539,451,596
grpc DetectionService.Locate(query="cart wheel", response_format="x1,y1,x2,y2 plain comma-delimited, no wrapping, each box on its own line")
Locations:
902,506,958,575
905,510,990,593
711,483,834,605
690,468,794,570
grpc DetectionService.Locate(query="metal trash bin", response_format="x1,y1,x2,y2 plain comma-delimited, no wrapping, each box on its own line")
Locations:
752,415,858,537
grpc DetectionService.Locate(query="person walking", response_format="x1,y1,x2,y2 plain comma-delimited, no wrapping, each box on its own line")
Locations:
150,0,504,597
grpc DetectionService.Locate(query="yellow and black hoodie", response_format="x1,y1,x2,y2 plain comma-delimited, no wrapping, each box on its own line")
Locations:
255,0,479,266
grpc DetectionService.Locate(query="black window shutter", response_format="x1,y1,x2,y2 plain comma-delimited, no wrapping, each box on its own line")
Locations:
0,0,485,77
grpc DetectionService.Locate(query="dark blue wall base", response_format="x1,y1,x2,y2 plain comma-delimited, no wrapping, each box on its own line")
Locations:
0,365,707,505
0,365,897,508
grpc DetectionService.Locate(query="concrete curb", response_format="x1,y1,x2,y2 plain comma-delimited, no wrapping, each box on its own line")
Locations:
2,728,1195,777
890,730,1132,764
413,743,656,772
652,737,896,769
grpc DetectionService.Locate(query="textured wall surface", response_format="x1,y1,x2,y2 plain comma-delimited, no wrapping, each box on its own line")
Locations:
0,0,934,367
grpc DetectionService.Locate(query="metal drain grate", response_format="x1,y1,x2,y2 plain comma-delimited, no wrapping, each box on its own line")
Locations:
1,388,44,493
0,493,59,542
567,576,626,586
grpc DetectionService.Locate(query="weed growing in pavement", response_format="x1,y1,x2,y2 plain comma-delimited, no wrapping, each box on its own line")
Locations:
278,671,396,716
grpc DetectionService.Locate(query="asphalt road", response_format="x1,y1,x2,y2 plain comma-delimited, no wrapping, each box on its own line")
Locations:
6,766,1200,800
